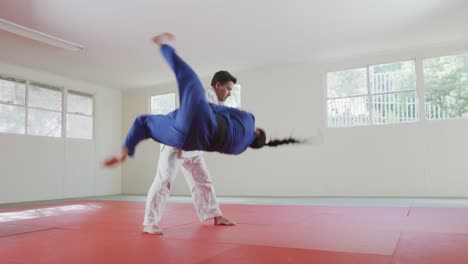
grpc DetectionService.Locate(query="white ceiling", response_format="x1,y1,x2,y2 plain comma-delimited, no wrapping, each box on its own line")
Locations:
0,0,468,90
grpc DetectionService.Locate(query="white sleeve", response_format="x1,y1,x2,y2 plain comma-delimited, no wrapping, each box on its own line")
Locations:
206,87,222,105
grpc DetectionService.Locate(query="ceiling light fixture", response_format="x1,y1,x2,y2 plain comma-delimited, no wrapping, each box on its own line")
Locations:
0,18,84,52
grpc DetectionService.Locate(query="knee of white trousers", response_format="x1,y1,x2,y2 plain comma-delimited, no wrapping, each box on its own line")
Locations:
156,146,184,181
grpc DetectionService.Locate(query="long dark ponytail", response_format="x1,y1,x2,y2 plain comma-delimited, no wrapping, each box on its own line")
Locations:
250,128,307,149
265,137,306,147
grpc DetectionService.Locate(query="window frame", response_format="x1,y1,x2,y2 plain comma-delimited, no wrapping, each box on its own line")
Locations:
27,81,64,137
0,75,27,134
326,59,419,127
0,73,94,140
66,90,95,140
422,53,468,121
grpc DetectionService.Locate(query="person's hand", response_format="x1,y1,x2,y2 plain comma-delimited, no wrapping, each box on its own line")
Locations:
152,33,175,46
103,148,128,167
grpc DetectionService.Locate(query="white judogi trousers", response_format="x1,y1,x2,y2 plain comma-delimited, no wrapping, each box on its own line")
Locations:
143,145,222,226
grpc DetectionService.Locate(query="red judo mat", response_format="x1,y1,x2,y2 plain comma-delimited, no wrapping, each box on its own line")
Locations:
1,200,468,263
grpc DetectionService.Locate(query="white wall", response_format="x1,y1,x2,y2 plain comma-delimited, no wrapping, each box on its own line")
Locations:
0,62,122,204
122,42,468,198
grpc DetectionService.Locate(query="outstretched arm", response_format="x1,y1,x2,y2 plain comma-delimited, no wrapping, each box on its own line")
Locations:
103,148,128,167
104,114,152,167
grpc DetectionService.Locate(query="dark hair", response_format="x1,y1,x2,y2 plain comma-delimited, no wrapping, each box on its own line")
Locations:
211,70,237,87
250,129,266,149
249,128,306,149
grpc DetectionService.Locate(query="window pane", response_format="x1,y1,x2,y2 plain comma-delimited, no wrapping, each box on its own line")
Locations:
0,77,26,105
327,68,367,98
424,54,468,88
150,93,175,115
28,108,61,137
425,86,468,120
68,92,93,115
224,84,241,108
29,83,62,111
67,114,93,139
327,96,370,127
370,61,416,93
0,105,25,134
371,92,418,124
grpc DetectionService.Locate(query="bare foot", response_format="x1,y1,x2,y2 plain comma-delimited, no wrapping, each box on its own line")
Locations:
103,148,128,168
152,32,175,46
143,225,164,235
214,216,236,226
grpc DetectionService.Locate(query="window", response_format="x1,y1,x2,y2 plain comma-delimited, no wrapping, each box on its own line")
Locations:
327,60,418,127
0,78,63,137
423,53,468,120
67,91,93,139
0,76,26,134
369,61,417,124
327,68,370,127
224,84,242,108
150,93,176,115
1,75,94,140
28,82,62,137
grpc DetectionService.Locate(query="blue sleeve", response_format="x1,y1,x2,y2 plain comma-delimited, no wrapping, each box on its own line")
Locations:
123,116,151,157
